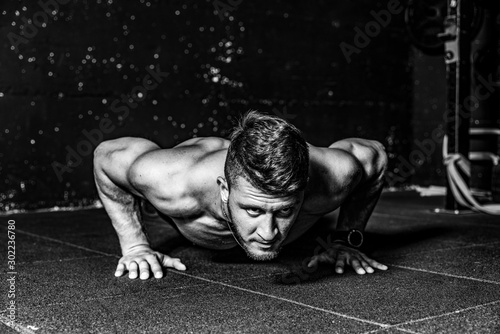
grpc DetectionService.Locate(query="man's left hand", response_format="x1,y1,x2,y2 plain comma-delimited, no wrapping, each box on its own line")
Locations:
307,242,388,275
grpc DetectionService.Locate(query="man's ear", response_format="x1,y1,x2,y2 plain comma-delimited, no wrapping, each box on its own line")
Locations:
217,176,229,203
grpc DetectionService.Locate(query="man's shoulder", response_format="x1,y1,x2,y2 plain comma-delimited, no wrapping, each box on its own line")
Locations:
303,145,362,213
174,136,230,152
128,137,227,195
309,145,362,184
127,137,227,214
173,136,229,185
133,136,227,169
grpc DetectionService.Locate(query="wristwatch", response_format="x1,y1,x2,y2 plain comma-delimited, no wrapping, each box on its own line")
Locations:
334,229,364,248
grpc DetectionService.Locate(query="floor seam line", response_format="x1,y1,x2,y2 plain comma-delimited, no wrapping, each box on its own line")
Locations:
40,282,211,307
372,212,496,226
169,269,391,328
392,328,421,334
389,299,500,328
222,272,284,283
361,299,500,334
1,282,212,313
0,206,101,217
388,264,500,285
17,255,106,265
378,240,500,258
362,326,422,334
0,314,36,334
9,228,121,258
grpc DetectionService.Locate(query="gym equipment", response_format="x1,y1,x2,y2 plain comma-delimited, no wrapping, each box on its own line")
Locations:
406,0,500,214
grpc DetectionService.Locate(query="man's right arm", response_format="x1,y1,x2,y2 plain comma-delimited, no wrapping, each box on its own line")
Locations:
93,137,186,280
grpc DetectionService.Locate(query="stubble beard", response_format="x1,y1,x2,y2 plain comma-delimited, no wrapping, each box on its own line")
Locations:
225,205,281,261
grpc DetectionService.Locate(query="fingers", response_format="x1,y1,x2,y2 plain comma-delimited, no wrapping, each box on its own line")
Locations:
350,259,366,275
296,247,388,277
330,248,388,275
115,263,125,277
307,256,318,268
148,257,164,279
349,254,388,274
361,254,388,271
161,256,187,271
335,254,345,274
128,261,139,279
361,260,374,274
307,250,363,275
139,260,150,280
116,253,170,280
139,255,165,279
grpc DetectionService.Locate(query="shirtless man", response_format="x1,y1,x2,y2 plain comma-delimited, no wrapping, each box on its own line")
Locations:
93,111,388,280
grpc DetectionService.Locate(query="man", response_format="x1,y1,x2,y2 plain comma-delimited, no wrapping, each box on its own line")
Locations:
93,111,388,280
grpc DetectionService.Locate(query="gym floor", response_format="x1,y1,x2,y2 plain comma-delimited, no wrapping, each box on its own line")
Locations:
1,190,499,334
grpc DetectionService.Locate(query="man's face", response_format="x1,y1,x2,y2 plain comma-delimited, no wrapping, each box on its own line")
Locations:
222,176,304,261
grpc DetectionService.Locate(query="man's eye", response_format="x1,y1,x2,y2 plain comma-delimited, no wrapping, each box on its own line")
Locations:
246,208,261,215
279,207,294,216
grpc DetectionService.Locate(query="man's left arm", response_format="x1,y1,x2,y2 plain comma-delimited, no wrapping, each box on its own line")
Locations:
308,139,389,275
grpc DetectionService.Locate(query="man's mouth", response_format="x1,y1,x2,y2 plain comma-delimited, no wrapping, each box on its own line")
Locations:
254,241,275,250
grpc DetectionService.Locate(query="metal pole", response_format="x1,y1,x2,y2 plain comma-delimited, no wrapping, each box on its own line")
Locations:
442,0,473,211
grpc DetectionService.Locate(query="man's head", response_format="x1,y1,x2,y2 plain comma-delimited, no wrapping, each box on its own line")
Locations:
218,110,309,261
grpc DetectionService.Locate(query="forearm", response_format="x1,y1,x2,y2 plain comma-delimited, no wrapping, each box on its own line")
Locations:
337,177,384,232
95,172,150,254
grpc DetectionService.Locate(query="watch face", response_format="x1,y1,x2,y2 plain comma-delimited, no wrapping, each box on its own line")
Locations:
348,230,363,247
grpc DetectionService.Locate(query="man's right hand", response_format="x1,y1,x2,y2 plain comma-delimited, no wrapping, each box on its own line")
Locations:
115,244,187,280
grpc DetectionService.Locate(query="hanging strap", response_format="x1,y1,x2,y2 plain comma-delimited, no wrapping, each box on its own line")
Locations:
442,135,500,215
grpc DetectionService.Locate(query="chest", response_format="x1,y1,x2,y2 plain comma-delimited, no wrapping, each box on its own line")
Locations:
170,215,237,250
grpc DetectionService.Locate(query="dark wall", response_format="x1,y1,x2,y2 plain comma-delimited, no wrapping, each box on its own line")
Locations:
0,0,417,211
410,48,447,186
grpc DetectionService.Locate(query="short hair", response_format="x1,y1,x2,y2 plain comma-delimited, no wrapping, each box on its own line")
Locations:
224,110,309,196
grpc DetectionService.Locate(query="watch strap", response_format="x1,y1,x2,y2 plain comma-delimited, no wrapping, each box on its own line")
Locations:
334,229,364,248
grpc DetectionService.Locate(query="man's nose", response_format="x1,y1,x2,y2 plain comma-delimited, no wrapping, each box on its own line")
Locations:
256,215,278,242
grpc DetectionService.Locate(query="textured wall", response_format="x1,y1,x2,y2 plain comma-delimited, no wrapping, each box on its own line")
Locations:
0,0,415,211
